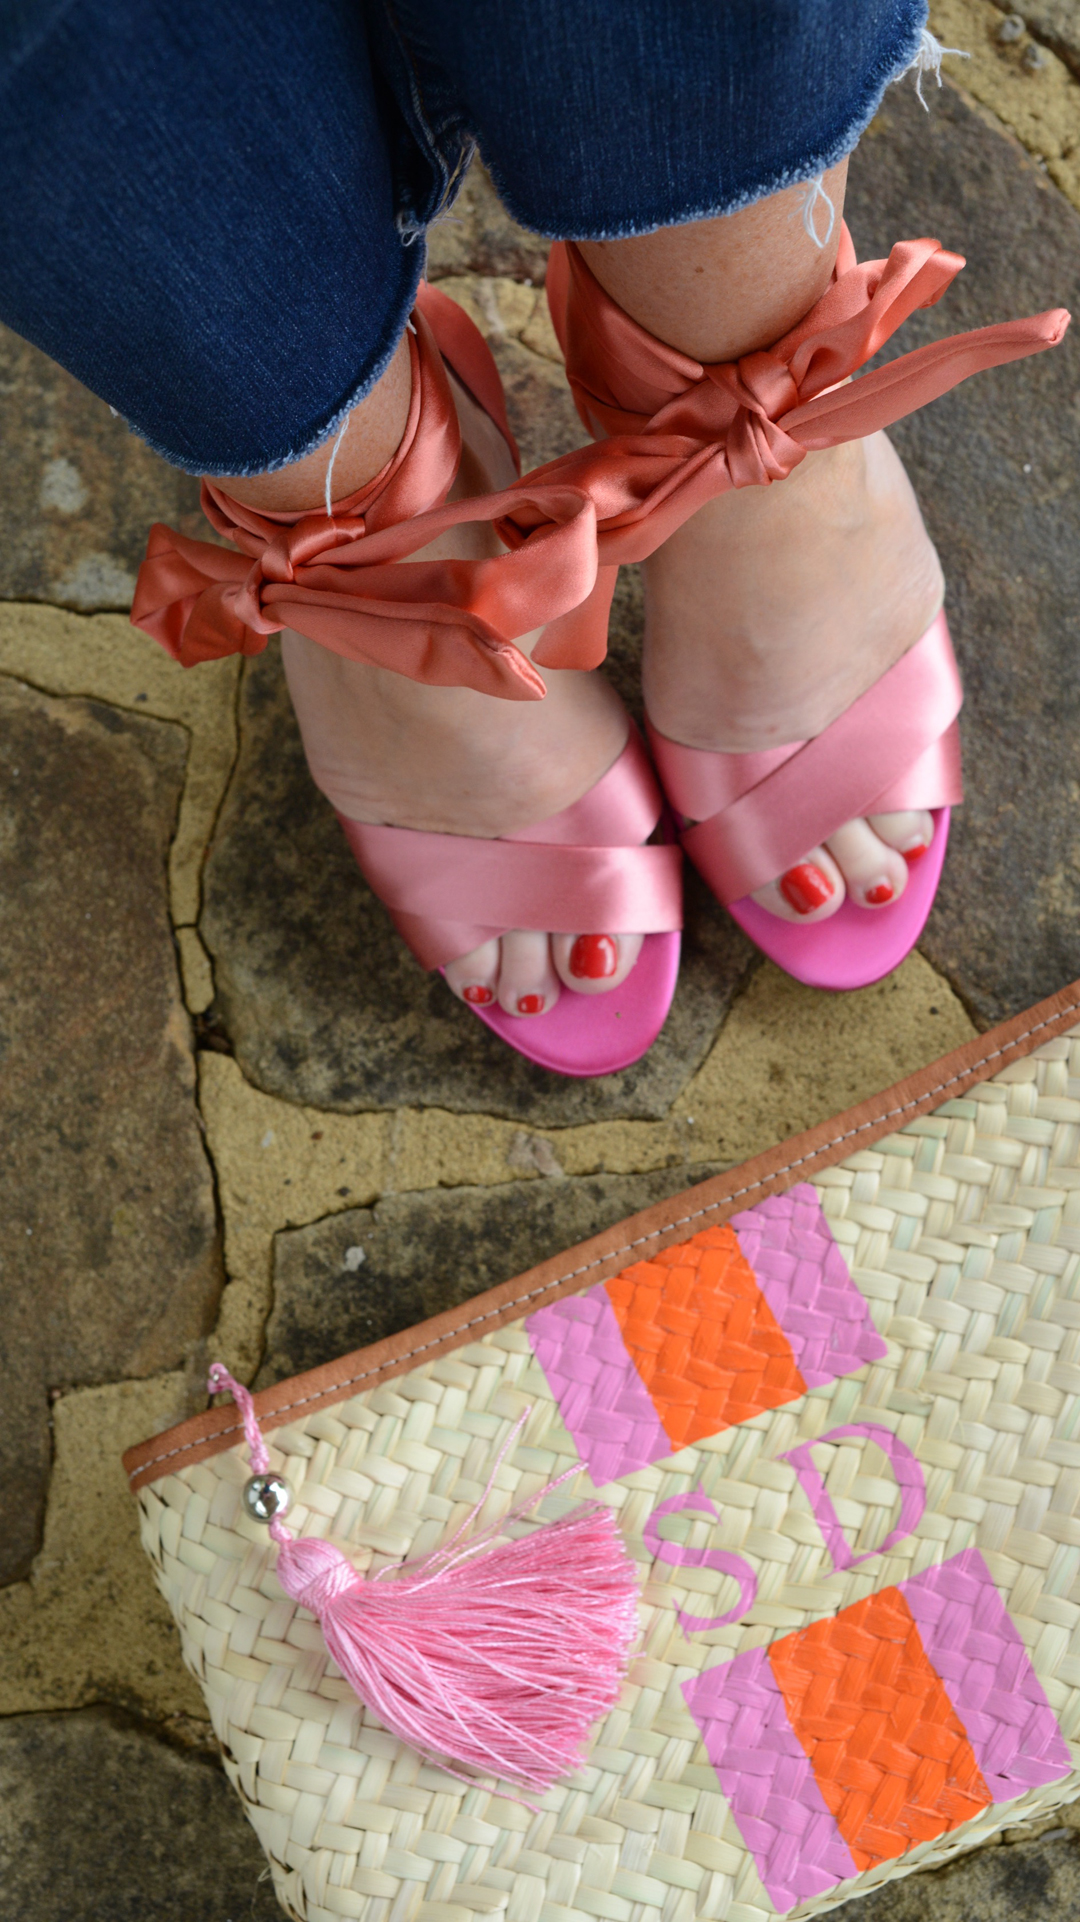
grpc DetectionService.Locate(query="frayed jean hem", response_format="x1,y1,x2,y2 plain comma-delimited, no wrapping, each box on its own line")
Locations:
479,9,932,243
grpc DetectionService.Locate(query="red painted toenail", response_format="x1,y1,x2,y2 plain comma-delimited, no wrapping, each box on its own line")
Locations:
569,934,618,980
865,881,895,905
462,984,494,1005
517,993,545,1015
779,863,834,915
902,840,928,865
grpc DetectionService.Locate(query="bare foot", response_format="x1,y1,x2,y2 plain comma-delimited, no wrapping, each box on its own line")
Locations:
642,429,946,921
283,370,645,1017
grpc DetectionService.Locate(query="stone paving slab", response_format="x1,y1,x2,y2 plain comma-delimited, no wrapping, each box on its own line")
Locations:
1005,0,1080,82
847,76,1080,1024
0,322,205,612
0,676,222,1585
259,1165,722,1385
1006,0,1076,81
0,1708,280,1922
0,601,240,927
934,0,1080,207
0,1372,204,1721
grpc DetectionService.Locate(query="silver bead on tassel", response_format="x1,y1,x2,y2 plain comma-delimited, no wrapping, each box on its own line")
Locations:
243,1472,291,1522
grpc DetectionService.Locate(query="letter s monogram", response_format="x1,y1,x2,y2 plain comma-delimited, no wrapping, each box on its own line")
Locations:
643,1491,758,1632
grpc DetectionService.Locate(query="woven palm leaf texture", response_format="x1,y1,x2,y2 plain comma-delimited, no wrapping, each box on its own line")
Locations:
125,982,1080,1922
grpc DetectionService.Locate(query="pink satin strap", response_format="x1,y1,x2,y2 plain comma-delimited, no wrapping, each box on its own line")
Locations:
337,731,683,970
132,229,1068,697
643,735,806,824
648,611,964,904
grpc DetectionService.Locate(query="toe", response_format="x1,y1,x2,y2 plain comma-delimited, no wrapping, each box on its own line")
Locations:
867,809,936,868
445,939,500,1007
497,929,561,1017
551,931,645,996
825,818,909,910
752,848,845,923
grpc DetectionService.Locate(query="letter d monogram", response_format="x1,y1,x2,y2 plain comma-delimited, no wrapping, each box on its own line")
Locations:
781,1422,926,1571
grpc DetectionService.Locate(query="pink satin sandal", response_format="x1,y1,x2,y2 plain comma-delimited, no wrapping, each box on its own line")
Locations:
647,610,962,990
337,728,682,1076
538,224,1067,990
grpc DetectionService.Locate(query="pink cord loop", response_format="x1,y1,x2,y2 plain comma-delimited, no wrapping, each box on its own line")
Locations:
207,1363,269,1474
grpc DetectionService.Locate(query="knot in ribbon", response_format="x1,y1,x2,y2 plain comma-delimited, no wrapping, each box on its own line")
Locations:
131,287,615,696
256,512,368,586
132,235,1068,690
150,512,382,669
701,351,805,488
533,226,1069,568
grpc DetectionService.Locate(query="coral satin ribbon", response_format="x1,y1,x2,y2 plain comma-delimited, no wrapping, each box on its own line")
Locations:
518,226,1069,568
131,289,609,701
132,231,1068,696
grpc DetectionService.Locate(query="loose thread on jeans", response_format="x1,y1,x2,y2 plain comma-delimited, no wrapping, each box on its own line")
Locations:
800,173,836,250
323,414,351,519
800,26,969,249
908,27,969,109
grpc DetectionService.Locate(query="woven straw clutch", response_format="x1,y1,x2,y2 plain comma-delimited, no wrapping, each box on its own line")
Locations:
125,979,1080,1922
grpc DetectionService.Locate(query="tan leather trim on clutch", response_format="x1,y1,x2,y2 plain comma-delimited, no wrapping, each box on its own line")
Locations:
124,976,1080,1492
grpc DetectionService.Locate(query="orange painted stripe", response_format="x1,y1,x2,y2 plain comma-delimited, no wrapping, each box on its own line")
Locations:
604,1223,808,1451
767,1586,991,1871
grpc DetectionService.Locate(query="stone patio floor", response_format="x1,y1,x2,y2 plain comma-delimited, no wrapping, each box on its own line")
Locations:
2,5,1080,1916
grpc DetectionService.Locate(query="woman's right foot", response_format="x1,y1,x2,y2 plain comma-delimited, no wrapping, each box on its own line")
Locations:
282,371,647,1018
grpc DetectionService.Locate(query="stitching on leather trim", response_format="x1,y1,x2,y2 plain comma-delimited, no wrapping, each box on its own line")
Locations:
130,1002,1080,1486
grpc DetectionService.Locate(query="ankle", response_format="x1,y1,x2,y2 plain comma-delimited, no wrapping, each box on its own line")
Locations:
576,161,849,364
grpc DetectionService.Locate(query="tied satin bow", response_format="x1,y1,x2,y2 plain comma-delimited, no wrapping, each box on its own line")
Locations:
131,290,610,701
132,234,1069,696
508,225,1069,570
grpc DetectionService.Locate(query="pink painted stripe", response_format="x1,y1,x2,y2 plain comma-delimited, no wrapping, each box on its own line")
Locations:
902,1548,1071,1801
730,1184,887,1390
682,1645,858,1909
526,1285,670,1485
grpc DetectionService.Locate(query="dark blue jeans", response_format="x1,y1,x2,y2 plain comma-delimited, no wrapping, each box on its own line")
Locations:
0,0,926,475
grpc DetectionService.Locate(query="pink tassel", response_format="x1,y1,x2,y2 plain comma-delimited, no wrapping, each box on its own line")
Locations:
209,1366,640,1793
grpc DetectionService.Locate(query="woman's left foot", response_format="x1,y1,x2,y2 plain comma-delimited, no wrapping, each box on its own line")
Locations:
642,427,946,922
